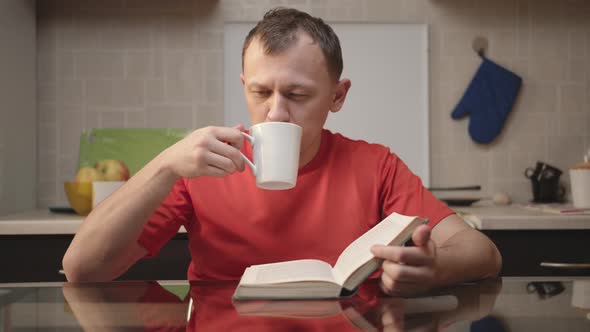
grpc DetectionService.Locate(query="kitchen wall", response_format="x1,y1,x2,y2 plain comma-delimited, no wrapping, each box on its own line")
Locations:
0,0,36,215
36,0,590,207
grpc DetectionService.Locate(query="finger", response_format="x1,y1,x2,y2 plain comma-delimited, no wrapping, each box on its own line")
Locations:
208,139,245,171
205,152,238,174
380,272,422,296
381,260,434,283
202,165,227,178
380,272,395,293
411,225,431,247
403,315,438,332
381,307,404,331
383,326,402,332
381,310,395,326
210,127,245,149
383,324,404,332
371,245,433,266
233,123,245,131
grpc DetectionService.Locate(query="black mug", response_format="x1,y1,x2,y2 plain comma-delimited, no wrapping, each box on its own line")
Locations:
530,177,565,203
525,162,565,203
524,161,562,181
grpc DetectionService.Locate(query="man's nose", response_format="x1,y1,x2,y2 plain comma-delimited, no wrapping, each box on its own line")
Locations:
266,94,290,122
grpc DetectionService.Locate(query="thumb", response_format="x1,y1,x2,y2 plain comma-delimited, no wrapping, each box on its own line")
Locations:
233,123,246,132
451,104,471,119
411,225,431,247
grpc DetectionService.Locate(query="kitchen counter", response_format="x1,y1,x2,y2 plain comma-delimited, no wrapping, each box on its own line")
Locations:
1,207,589,279
449,204,590,277
1,205,589,235
0,210,191,283
0,210,187,235
454,204,590,230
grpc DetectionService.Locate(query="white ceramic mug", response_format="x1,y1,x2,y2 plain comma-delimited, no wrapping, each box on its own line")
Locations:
570,168,590,208
92,181,125,208
239,122,302,190
571,280,590,311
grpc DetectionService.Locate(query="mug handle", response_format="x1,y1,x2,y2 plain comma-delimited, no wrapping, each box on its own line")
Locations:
557,184,566,201
524,167,535,179
239,132,257,176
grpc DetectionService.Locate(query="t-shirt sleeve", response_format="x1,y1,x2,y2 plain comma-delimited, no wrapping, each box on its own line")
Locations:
378,152,454,228
137,178,195,257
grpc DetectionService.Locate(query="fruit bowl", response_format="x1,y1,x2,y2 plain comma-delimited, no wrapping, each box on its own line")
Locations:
64,181,126,216
64,182,93,216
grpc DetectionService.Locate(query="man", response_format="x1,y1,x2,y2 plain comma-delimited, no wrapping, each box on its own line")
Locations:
62,278,502,330
63,8,501,296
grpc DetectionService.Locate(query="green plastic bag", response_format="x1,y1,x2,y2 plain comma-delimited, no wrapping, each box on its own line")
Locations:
78,128,190,175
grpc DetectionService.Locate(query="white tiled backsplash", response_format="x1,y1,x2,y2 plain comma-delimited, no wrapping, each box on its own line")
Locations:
37,0,590,207
0,144,4,202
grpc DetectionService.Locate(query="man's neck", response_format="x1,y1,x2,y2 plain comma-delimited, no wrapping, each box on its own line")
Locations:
299,131,323,168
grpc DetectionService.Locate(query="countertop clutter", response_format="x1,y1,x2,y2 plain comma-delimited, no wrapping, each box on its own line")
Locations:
0,205,589,235
455,204,590,230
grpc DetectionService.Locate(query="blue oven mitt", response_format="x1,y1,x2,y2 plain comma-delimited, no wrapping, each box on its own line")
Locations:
451,54,522,144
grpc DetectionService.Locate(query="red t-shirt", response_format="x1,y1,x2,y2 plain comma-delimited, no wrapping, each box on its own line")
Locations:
128,281,386,331
137,129,454,281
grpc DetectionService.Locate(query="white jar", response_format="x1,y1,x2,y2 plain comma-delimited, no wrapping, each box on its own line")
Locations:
570,163,590,208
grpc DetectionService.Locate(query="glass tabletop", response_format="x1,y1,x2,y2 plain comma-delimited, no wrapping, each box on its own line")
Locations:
0,277,589,331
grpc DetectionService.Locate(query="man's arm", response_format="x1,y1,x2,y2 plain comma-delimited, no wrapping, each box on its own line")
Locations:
62,282,187,330
430,214,502,286
62,156,178,282
371,214,501,296
62,126,246,282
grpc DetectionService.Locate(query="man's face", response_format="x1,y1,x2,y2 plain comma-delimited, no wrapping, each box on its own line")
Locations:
241,32,348,165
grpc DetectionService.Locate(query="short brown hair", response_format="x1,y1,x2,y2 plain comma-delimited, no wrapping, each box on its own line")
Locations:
242,7,343,81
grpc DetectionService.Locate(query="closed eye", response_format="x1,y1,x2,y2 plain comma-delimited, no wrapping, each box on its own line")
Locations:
251,90,271,98
287,92,307,100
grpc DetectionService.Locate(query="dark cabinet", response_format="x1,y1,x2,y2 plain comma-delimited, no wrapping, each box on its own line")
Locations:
2,230,589,283
0,234,190,283
483,229,590,276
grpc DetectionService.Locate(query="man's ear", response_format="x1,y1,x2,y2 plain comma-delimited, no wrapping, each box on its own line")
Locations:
330,78,351,113
240,73,245,86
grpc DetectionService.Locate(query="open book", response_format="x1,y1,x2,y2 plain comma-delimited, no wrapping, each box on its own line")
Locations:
233,295,458,319
233,294,457,331
233,213,427,300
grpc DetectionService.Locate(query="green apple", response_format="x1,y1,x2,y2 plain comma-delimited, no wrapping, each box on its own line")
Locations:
95,159,130,181
75,167,104,182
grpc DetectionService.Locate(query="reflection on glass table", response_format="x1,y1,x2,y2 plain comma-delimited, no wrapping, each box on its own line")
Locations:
0,278,589,331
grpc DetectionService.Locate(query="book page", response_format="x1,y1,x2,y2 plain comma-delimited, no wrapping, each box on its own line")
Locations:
240,259,337,285
234,300,343,318
332,213,423,285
